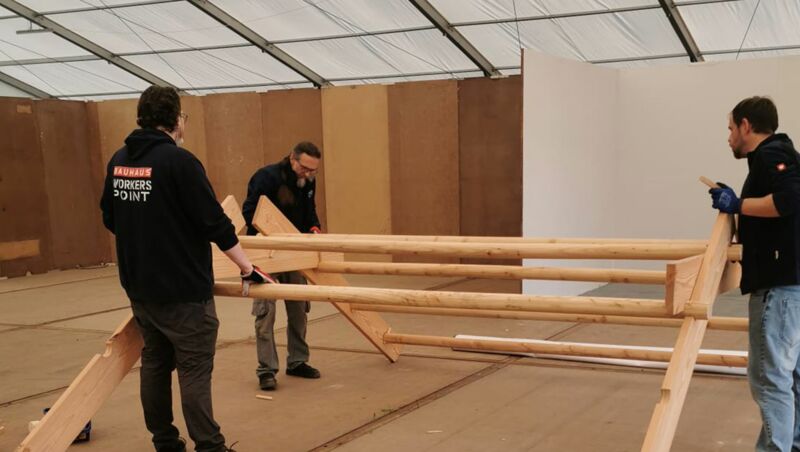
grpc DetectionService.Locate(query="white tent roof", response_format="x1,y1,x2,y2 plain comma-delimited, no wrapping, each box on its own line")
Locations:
0,0,796,99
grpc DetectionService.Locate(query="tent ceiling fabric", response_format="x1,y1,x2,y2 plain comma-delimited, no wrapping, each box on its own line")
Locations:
0,0,798,99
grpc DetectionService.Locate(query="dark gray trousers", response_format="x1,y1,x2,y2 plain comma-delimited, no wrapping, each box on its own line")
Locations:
131,298,226,452
252,271,310,377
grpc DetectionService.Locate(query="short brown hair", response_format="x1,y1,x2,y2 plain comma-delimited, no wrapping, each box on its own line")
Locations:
732,96,778,134
293,141,321,159
137,85,181,132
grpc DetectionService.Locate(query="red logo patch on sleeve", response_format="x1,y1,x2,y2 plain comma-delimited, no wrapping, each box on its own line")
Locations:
777,163,787,172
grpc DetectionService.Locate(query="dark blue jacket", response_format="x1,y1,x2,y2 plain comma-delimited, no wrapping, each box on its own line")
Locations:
242,157,320,236
739,133,800,293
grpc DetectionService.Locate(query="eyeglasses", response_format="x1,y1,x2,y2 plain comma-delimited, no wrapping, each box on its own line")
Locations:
292,156,318,174
179,112,189,122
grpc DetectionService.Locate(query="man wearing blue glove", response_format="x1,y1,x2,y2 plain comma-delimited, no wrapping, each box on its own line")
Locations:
709,96,800,452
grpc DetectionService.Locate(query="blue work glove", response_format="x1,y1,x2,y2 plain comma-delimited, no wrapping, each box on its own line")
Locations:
709,182,741,214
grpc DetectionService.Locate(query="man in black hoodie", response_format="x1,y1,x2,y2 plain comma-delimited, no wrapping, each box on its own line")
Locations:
100,86,269,452
709,96,800,451
242,142,322,391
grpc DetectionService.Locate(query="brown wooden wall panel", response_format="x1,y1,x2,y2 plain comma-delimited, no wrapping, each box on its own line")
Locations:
94,98,138,167
180,95,208,167
388,80,460,263
91,98,138,262
459,76,523,269
261,89,327,230
0,99,52,276
202,93,264,203
321,85,392,236
37,100,110,269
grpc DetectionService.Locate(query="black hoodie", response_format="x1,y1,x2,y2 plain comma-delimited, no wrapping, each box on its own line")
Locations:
739,133,800,293
100,128,238,304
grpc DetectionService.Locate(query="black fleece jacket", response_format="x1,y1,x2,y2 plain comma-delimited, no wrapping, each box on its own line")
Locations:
739,133,800,293
242,157,320,235
100,128,238,304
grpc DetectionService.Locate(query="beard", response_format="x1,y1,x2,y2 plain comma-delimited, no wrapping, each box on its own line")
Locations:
296,175,315,188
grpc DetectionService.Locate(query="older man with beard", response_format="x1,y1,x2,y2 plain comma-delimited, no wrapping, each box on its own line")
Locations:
242,142,323,391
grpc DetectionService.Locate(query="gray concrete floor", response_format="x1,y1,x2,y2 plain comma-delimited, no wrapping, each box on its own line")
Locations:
0,268,757,451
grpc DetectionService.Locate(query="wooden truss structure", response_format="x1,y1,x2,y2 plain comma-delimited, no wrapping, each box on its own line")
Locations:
17,195,742,452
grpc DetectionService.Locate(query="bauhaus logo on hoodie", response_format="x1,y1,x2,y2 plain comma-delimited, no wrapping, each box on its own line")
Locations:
113,165,152,202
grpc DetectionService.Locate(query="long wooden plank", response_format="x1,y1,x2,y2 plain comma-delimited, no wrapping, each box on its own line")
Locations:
239,235,742,261
349,304,746,331
213,281,675,318
273,232,709,245
16,314,142,452
641,318,708,451
317,260,666,284
251,195,401,361
665,254,703,315
0,239,40,260
383,332,744,367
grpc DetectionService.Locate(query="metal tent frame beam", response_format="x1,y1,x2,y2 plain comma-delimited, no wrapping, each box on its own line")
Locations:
659,0,704,62
408,0,499,77
185,0,329,88
0,0,181,19
0,70,51,98
0,0,180,92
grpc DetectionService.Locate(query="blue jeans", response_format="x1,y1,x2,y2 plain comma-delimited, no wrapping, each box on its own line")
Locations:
749,286,800,452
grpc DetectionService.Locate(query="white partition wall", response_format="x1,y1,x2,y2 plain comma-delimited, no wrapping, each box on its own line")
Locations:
523,51,800,295
522,52,619,295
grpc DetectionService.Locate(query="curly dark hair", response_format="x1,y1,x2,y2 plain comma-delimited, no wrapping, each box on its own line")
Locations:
137,85,181,132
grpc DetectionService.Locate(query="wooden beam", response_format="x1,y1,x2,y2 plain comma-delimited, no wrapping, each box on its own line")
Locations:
273,232,709,245
0,239,40,260
213,281,678,318
383,332,744,367
251,195,401,362
16,315,142,452
641,318,708,451
239,235,742,261
665,254,703,315
349,304,746,331
685,213,736,316
317,261,666,284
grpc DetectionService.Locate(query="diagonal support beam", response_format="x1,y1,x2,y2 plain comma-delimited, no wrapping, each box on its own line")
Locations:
408,0,500,77
185,0,330,88
659,0,704,62
0,70,51,98
251,195,401,361
0,0,180,91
